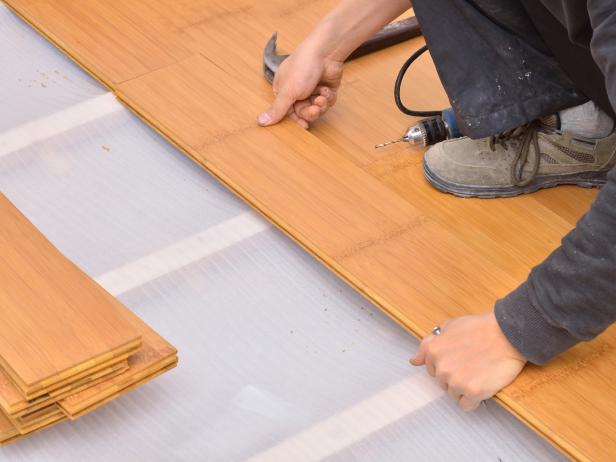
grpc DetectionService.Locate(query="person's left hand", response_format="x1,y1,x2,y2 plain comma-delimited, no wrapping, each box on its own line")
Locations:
410,311,527,411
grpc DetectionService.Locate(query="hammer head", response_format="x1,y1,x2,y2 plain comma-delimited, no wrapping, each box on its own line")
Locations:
263,32,289,84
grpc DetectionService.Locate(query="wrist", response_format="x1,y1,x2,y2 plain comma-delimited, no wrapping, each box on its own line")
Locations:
489,311,527,363
300,18,345,63
495,284,579,365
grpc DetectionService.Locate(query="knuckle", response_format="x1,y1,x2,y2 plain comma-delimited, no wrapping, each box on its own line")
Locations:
435,364,452,381
464,383,483,399
461,402,475,412
427,342,441,357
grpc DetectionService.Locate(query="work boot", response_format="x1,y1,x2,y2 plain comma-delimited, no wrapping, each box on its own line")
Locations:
423,118,616,198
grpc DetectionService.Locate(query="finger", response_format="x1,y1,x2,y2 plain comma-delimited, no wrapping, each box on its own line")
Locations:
258,90,296,126
458,395,481,412
293,99,312,116
312,95,329,114
298,104,322,123
425,360,436,377
319,86,337,106
424,341,441,378
303,97,328,118
410,335,436,366
293,95,329,122
288,111,309,130
294,99,322,122
447,384,463,402
326,89,338,107
312,86,330,97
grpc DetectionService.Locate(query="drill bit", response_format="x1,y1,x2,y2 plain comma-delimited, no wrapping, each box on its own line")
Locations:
374,137,407,149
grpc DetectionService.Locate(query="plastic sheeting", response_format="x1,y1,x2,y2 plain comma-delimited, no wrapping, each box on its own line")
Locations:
0,5,564,461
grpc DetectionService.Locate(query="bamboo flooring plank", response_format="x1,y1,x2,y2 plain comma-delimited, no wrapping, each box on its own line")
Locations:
0,361,128,418
0,409,20,444
63,360,178,420
0,406,66,442
13,349,135,402
59,318,178,418
2,0,612,459
0,194,142,399
11,404,64,434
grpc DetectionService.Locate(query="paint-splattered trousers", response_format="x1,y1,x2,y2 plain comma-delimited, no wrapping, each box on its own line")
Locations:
412,0,616,139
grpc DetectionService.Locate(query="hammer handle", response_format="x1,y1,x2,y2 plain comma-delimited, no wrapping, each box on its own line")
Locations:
347,17,422,61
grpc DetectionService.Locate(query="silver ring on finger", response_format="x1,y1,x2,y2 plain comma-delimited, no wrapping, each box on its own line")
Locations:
432,326,442,336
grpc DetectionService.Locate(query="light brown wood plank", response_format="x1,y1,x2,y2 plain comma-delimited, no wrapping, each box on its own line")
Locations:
0,361,128,418
0,408,19,443
64,360,178,420
0,194,142,398
11,404,64,434
59,315,178,418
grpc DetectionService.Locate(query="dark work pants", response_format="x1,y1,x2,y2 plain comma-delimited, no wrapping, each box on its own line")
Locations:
412,0,614,139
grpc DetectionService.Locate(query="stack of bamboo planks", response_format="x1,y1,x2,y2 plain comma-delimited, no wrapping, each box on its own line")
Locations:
0,193,178,445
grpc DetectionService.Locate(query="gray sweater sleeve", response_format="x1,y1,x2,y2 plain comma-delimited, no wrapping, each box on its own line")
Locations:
496,166,616,364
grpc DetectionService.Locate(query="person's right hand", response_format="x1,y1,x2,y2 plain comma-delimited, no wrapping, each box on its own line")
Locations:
257,46,343,129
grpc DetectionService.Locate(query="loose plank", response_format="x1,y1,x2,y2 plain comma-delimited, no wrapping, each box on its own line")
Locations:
0,361,129,418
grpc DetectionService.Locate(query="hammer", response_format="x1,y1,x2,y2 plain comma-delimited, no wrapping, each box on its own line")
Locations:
263,17,422,83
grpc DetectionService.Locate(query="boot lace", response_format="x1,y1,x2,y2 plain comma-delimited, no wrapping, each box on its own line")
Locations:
488,120,541,187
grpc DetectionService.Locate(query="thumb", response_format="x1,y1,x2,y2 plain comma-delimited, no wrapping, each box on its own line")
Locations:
258,90,296,126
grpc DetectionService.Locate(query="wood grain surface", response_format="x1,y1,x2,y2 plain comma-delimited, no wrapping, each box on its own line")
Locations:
63,360,178,420
0,406,66,444
1,0,612,459
0,409,21,444
59,326,178,418
0,361,129,418
0,193,142,398
11,404,64,434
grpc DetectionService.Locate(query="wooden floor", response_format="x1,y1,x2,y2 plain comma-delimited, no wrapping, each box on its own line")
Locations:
3,0,614,459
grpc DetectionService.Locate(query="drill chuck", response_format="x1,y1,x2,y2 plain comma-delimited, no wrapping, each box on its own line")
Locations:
375,109,461,150
405,108,461,147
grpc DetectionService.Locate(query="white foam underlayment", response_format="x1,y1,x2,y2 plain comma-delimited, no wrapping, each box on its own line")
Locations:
95,212,270,296
248,374,445,462
0,93,121,158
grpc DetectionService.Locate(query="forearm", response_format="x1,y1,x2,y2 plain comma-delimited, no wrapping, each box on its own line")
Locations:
300,0,411,61
496,166,616,364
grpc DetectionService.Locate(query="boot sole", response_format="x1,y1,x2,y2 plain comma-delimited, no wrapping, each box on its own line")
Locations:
423,160,607,199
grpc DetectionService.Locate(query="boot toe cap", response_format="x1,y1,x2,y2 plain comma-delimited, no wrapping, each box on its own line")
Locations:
424,138,512,187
